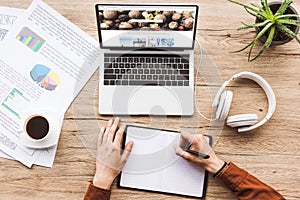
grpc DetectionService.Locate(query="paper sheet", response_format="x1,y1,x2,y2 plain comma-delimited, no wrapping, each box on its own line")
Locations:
0,0,100,167
0,6,24,43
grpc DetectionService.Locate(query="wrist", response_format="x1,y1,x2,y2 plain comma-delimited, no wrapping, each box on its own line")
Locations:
93,173,115,190
205,157,225,174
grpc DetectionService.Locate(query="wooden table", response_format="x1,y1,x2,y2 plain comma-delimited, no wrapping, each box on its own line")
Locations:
1,0,299,199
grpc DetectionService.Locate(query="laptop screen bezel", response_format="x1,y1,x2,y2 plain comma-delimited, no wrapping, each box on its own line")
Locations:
95,4,199,50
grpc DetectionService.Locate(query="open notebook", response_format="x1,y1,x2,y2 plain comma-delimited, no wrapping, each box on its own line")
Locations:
118,125,211,198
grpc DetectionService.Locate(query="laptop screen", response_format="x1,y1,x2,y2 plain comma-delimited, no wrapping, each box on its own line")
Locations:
96,4,198,49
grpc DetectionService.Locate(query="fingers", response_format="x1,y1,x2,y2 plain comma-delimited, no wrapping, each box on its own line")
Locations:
108,117,120,142
121,141,134,162
98,126,106,145
103,119,113,139
181,131,197,144
174,145,194,161
114,124,126,147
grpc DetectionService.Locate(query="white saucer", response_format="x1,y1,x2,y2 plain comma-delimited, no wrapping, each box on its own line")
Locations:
20,129,60,149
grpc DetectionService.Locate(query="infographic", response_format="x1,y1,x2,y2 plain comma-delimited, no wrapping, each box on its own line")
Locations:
30,64,60,91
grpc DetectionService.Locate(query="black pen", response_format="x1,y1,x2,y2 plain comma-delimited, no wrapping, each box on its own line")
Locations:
184,144,210,159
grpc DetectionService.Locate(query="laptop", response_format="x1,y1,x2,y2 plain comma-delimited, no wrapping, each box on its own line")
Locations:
95,4,199,115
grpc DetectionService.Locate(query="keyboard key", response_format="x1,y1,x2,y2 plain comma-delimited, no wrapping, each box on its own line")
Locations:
130,64,136,68
184,81,189,86
175,58,180,63
121,69,126,74
115,69,120,74
165,75,170,80
125,63,130,68
129,80,158,86
123,75,128,79
156,69,161,74
137,64,142,68
172,64,177,69
147,75,152,80
150,69,155,74
122,57,127,62
182,58,189,63
116,57,121,62
119,63,124,68
171,75,176,80
110,80,115,85
143,64,148,68
126,69,131,74
135,75,140,79
104,63,112,68
158,58,162,63
117,75,122,79
152,58,157,63
168,70,173,74
122,80,128,85
178,64,183,69
104,80,109,85
162,70,167,74
161,64,166,69
140,58,145,63
138,69,143,74
141,75,146,79
184,64,189,69
166,81,171,86
149,64,154,68
159,75,164,80
172,81,178,86
155,64,160,68
104,69,113,74
159,80,165,86
104,57,109,62
153,75,158,80
113,63,118,68
104,74,116,79
134,57,139,63
169,58,174,63
128,57,133,63
180,70,189,74
146,57,151,63
166,64,171,69
133,69,137,74
129,75,134,79
144,69,149,74
163,58,168,63
178,81,183,86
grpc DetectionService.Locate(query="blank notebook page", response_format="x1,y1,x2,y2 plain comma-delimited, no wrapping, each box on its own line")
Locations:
120,126,208,198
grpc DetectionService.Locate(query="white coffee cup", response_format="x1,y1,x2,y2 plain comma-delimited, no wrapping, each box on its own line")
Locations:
21,109,60,148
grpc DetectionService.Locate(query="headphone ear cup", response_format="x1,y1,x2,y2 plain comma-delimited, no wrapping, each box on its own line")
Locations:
227,114,258,128
216,91,233,120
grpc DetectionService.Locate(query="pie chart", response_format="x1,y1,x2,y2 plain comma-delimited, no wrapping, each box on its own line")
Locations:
30,64,60,91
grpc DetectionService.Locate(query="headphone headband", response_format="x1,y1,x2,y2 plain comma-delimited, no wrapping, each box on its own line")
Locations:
212,71,276,132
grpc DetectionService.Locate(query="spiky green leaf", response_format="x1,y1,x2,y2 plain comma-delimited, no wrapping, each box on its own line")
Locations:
228,0,268,18
261,0,273,17
277,19,300,26
275,14,300,20
247,22,274,61
277,23,300,43
238,20,271,30
250,25,275,61
274,0,293,16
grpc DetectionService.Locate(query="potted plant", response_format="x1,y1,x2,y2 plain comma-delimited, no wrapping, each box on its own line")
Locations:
229,0,300,61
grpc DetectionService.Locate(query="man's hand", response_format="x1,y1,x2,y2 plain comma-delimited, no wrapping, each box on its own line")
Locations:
174,131,224,174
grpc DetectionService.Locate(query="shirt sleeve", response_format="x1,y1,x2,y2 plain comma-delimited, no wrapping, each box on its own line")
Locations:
215,162,285,200
83,183,111,200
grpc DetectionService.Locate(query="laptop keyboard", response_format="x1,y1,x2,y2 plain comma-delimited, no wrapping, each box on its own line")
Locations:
103,54,190,86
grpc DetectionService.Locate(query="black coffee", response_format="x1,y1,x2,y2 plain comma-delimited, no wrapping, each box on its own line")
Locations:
26,116,49,140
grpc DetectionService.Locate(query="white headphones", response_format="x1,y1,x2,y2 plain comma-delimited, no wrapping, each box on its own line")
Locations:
212,71,276,132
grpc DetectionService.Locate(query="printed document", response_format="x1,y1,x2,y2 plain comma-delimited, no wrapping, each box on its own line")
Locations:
0,0,100,167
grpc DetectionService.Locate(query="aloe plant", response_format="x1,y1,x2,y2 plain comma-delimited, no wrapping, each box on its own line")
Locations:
229,0,300,61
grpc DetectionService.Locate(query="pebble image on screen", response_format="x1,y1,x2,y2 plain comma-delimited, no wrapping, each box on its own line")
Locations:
30,64,60,91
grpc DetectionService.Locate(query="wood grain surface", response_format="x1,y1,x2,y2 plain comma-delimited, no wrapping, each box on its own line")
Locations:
0,0,299,199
